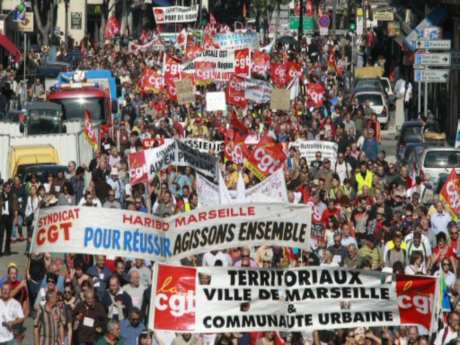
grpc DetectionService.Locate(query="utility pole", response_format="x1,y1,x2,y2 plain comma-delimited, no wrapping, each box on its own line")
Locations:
298,0,304,51
64,0,69,48
332,0,337,36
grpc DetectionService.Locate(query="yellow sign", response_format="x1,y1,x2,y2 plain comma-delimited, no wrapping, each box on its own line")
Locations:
357,8,364,17
16,12,34,32
374,11,394,21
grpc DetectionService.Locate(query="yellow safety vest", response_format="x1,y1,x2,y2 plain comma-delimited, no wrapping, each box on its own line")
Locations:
355,171,373,194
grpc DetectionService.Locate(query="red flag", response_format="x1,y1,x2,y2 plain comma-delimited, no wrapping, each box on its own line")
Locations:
251,51,270,77
231,111,249,136
176,28,188,48
210,14,217,26
104,16,120,40
307,83,326,108
440,169,460,218
203,33,220,49
138,68,164,93
83,111,98,151
270,62,289,88
226,76,247,108
235,48,251,77
243,135,287,180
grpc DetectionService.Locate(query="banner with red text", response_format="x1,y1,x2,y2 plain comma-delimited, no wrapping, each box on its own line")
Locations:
153,5,199,24
30,204,311,261
149,264,438,333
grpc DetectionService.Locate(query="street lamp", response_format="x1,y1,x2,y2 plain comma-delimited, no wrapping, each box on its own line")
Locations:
64,0,69,48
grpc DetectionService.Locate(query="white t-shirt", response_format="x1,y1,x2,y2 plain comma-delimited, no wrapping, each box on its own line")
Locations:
0,298,24,342
202,252,233,267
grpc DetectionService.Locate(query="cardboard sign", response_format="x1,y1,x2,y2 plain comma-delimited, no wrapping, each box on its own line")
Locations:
270,88,290,111
175,79,195,105
206,92,227,112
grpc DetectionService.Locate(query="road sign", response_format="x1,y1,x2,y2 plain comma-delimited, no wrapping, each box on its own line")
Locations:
414,69,450,83
414,52,451,66
451,51,460,70
416,39,451,50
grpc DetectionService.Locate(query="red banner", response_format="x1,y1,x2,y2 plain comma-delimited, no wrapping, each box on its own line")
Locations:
235,48,251,77
307,83,326,108
243,135,287,180
251,51,270,77
226,76,247,108
440,169,460,216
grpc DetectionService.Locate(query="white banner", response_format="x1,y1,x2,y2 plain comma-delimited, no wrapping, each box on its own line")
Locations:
196,169,288,207
206,92,227,112
245,78,273,104
150,264,438,333
129,139,219,183
30,204,311,261
289,140,338,166
182,138,224,154
153,6,198,24
214,32,260,50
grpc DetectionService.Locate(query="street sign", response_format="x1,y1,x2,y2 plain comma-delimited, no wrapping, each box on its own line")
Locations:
451,51,460,70
414,69,450,83
373,11,394,21
414,52,451,66
416,39,451,50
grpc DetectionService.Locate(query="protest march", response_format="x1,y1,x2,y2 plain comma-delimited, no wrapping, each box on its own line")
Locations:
0,1,459,345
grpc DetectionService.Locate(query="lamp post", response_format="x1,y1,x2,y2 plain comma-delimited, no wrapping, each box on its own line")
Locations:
64,0,69,48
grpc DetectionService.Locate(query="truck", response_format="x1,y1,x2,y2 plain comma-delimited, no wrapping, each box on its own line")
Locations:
0,101,96,181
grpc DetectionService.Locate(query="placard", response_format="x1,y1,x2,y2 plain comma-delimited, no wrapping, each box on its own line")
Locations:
270,88,290,111
175,79,195,105
288,140,338,166
153,5,198,24
206,92,227,112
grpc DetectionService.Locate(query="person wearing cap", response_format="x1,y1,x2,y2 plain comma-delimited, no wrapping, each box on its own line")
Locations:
106,167,125,205
358,235,382,270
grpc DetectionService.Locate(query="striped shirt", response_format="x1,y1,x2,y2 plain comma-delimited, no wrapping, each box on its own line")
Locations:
34,304,65,345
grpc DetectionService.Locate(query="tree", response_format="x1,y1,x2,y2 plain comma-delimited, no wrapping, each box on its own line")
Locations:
33,0,59,46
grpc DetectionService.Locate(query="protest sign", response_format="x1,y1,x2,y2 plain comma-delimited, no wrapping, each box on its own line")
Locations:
289,140,338,166
31,203,311,261
175,79,195,105
128,139,218,183
182,138,224,154
307,83,326,108
234,48,251,77
214,32,259,50
196,169,288,207
206,92,227,112
149,264,438,333
245,78,272,104
153,6,198,24
270,89,291,111
193,49,236,81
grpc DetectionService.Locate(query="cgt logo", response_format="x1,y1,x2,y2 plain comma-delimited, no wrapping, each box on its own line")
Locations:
154,266,196,331
128,151,147,184
396,276,436,330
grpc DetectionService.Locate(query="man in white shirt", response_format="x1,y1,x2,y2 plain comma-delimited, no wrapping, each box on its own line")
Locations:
434,311,459,345
0,284,24,345
202,250,233,267
431,202,452,237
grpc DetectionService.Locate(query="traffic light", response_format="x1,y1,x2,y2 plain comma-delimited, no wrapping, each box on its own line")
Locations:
349,21,356,32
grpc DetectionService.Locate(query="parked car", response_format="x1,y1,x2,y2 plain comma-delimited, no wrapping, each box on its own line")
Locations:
408,147,460,188
354,91,389,128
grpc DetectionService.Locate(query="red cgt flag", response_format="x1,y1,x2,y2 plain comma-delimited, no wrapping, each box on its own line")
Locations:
243,135,287,180
440,169,460,218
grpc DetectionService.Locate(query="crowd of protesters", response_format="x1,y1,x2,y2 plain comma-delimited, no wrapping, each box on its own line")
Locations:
0,22,458,345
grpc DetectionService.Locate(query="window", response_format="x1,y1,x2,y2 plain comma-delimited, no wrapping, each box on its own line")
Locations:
424,151,460,168
356,94,383,106
56,97,104,121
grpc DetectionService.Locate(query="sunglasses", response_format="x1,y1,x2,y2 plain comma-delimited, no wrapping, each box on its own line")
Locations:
64,290,72,294
48,280,56,284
